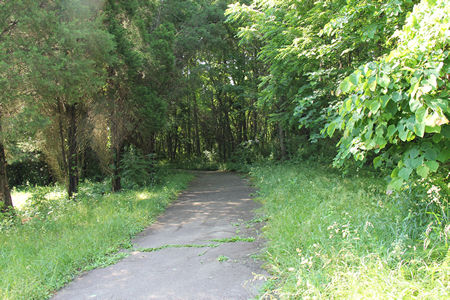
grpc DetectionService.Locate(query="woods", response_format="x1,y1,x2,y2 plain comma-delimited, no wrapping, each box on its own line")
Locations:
1,1,445,203
0,0,448,298
1,0,269,207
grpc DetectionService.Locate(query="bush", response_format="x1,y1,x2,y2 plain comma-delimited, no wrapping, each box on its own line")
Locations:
328,0,450,190
229,140,265,164
120,146,158,189
7,156,54,187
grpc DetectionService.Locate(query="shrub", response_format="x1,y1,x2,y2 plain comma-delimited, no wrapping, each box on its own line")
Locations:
120,146,158,189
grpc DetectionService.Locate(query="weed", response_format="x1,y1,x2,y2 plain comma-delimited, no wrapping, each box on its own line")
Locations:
83,252,130,271
246,216,268,224
210,236,255,243
137,243,219,252
251,161,449,299
136,236,256,253
217,255,230,262
0,171,193,300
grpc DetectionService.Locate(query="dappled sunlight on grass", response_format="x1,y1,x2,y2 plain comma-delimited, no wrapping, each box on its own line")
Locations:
11,185,67,211
0,172,193,299
45,190,66,201
251,161,449,299
11,191,32,209
136,191,153,201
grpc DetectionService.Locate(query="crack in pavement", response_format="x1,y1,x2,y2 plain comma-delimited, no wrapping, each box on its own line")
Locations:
134,236,256,253
53,171,267,300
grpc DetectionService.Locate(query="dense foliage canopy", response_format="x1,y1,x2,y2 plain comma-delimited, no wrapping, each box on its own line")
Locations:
0,0,448,211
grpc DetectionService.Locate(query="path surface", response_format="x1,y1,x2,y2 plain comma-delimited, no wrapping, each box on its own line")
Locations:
53,171,266,300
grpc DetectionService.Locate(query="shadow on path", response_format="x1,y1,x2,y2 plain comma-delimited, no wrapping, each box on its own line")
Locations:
52,171,267,300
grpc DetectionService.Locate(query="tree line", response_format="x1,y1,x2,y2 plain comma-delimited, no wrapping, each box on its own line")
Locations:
1,0,448,211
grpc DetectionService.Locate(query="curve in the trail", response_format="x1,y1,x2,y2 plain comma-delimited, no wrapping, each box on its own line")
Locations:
52,171,266,300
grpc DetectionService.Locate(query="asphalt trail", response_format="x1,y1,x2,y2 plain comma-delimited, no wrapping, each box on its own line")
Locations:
53,171,266,300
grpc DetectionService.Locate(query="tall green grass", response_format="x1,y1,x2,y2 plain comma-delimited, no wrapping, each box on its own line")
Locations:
0,171,192,299
251,161,448,299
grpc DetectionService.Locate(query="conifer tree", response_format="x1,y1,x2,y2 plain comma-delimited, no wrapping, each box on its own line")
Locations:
19,0,114,198
0,0,24,210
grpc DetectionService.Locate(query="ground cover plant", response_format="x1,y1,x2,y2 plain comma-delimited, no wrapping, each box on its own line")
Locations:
251,161,448,299
0,171,192,300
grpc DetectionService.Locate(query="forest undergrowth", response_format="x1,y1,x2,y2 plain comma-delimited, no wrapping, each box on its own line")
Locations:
251,161,448,299
0,171,192,300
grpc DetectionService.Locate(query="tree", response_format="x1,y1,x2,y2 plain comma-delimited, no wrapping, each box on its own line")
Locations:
0,0,25,211
226,0,416,158
327,0,449,189
20,0,114,198
103,0,168,191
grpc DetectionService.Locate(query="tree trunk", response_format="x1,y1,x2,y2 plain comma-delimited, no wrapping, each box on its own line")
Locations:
110,104,122,192
112,143,122,192
225,110,234,155
242,111,248,142
252,109,258,141
147,133,155,154
67,104,78,199
175,134,180,160
57,100,68,176
0,120,13,212
167,133,173,161
193,93,201,156
186,99,192,157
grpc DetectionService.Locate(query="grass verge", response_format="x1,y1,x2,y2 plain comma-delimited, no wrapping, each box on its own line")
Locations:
251,161,448,299
0,171,192,300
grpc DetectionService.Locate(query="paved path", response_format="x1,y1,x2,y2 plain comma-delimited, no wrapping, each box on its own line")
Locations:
53,171,266,300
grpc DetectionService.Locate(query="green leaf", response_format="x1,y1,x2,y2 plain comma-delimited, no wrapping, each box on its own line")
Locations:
414,122,425,137
385,100,398,116
408,147,420,159
411,75,423,98
437,147,450,162
392,91,402,102
327,122,336,137
345,98,352,111
387,125,397,138
391,167,400,178
407,156,423,169
423,147,438,160
409,98,422,112
381,95,390,107
425,125,441,133
398,126,408,141
441,125,450,138
373,156,382,168
398,167,413,180
349,71,361,86
368,76,377,92
388,178,403,191
375,136,387,149
377,74,390,88
424,160,439,172
368,100,381,113
415,106,427,123
432,134,443,143
339,78,353,94
416,165,429,178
